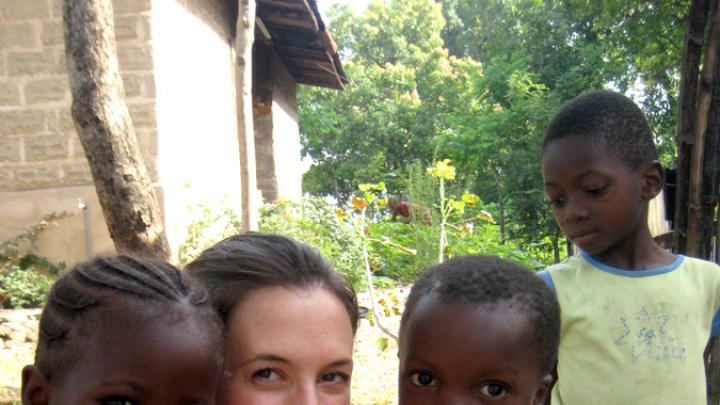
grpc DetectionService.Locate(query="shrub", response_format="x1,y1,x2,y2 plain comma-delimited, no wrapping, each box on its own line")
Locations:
0,213,68,308
0,266,54,309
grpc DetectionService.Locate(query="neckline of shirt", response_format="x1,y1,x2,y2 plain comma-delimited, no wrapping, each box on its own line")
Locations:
581,252,685,277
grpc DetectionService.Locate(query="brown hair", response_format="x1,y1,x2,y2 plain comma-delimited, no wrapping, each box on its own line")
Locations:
185,232,359,333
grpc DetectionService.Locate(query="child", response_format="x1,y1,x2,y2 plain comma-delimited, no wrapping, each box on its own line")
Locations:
21,255,223,405
398,255,560,404
538,90,720,404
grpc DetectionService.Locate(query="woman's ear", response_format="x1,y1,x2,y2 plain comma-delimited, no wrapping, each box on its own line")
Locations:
641,161,664,201
533,374,554,405
21,365,50,405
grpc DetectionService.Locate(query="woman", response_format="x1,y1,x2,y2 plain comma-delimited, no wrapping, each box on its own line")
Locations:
186,232,359,404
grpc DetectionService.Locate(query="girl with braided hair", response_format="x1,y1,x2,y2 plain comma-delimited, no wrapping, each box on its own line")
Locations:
21,255,223,405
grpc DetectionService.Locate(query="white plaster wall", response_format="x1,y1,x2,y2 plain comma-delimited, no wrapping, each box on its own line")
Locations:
270,55,302,202
151,0,240,258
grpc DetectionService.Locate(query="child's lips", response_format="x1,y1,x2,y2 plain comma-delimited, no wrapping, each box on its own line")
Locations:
569,230,597,243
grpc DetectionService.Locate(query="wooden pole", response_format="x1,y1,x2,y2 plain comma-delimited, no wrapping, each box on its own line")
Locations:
675,0,711,253
688,0,720,257
64,0,170,259
236,0,259,232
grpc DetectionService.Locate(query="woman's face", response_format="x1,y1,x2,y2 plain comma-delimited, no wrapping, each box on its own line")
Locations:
221,286,355,405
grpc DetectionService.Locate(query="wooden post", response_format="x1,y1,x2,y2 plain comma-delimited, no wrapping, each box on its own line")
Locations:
63,0,170,260
236,0,259,232
688,0,720,256
675,0,711,253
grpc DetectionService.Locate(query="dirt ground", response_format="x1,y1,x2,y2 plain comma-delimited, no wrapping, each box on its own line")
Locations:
0,290,405,405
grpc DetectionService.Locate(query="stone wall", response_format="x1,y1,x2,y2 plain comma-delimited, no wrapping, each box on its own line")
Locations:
0,0,158,264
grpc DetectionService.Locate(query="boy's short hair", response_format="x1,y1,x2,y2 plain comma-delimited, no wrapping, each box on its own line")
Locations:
543,90,658,169
400,255,560,373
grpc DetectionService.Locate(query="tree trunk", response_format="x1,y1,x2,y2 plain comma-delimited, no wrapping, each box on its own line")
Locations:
63,0,170,260
688,0,720,257
675,0,711,254
701,47,720,259
492,163,505,243
236,0,259,232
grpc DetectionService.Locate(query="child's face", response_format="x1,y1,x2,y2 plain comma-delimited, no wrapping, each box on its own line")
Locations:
42,304,222,404
399,295,550,405
221,286,354,405
541,135,657,258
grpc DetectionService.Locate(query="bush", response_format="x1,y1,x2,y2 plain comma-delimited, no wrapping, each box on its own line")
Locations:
178,200,242,265
0,266,54,309
0,213,67,308
260,198,366,289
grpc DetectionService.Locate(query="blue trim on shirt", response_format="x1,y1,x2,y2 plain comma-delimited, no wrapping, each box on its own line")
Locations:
581,252,685,277
712,311,720,337
536,270,556,295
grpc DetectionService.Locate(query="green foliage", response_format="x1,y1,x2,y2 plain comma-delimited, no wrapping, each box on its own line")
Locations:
178,199,242,265
0,213,69,308
0,266,54,309
259,198,367,289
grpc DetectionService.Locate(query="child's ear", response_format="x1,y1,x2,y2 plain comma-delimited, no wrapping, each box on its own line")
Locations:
533,373,554,405
21,365,50,405
641,161,664,201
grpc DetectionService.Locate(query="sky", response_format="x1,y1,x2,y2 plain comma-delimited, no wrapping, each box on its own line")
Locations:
316,0,371,20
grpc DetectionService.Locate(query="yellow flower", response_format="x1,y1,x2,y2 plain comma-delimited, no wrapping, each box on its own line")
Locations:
351,195,369,211
427,159,456,180
335,208,348,220
461,192,480,207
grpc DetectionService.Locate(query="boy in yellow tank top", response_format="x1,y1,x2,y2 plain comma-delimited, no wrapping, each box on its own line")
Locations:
538,90,720,405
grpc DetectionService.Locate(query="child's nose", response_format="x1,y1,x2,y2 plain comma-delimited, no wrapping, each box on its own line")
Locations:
563,198,589,223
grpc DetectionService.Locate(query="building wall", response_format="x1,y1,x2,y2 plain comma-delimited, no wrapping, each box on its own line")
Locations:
253,43,302,204
151,0,240,257
0,0,157,266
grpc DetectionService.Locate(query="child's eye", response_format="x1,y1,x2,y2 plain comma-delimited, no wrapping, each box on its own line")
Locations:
547,197,564,208
101,397,137,405
319,372,350,384
479,383,508,398
585,185,607,196
252,368,284,383
409,371,437,387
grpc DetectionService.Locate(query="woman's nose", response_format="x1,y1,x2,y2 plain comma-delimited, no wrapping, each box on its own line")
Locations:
293,382,320,405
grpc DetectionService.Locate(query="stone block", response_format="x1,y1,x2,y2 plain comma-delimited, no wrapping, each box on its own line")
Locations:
25,78,69,105
41,21,64,46
0,0,49,21
12,164,61,190
144,74,155,97
47,108,76,133
61,160,93,185
0,22,36,48
0,137,21,162
112,0,151,15
0,167,11,189
0,81,21,106
25,135,69,161
118,46,154,71
50,0,62,18
114,16,144,41
70,135,85,158
128,102,156,128
0,110,45,136
7,51,65,76
136,129,158,156
121,74,143,97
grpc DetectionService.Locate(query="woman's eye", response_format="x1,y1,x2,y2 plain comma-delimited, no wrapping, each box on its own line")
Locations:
252,368,283,382
101,398,136,405
409,371,437,387
319,372,350,384
479,383,508,398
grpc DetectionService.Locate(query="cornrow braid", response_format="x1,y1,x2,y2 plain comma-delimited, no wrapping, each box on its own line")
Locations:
35,255,218,379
